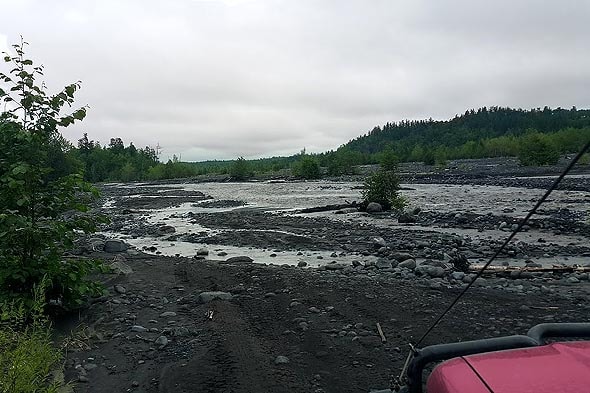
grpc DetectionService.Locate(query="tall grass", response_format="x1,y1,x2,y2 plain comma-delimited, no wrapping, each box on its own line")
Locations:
0,281,62,393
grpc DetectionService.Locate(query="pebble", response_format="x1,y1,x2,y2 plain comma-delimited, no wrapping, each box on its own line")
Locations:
275,355,290,365
160,311,177,317
398,259,416,269
155,336,169,348
114,284,127,294
131,325,147,333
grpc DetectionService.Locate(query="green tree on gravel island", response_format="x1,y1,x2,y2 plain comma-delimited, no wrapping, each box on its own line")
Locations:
0,39,105,312
362,148,406,211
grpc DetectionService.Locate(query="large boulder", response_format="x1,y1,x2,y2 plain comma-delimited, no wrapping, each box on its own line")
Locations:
222,256,254,264
104,239,128,253
198,291,233,303
398,259,416,270
366,202,383,213
415,265,445,278
158,225,176,235
372,237,387,248
375,258,392,269
324,263,347,271
398,213,416,223
390,252,414,262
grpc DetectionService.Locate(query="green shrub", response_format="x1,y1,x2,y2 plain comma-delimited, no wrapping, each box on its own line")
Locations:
292,155,321,179
0,39,104,310
379,147,399,171
518,133,560,166
422,149,435,165
362,169,406,210
229,156,254,180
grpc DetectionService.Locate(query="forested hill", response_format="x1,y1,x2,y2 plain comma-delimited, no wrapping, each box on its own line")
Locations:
341,106,590,157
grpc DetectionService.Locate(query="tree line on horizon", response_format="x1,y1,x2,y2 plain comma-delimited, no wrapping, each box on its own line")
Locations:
68,106,590,182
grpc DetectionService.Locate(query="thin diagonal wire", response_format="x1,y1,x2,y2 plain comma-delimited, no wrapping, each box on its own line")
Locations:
416,140,590,346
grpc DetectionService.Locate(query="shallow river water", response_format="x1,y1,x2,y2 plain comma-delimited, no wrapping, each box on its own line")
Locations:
105,180,590,267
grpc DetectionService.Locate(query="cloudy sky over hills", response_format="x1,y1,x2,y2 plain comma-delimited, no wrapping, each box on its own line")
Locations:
1,0,589,161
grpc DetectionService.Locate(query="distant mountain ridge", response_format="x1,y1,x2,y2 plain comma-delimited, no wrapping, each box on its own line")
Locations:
341,106,590,155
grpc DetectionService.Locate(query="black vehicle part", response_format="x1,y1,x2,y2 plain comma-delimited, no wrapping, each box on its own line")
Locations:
405,322,590,393
527,322,590,344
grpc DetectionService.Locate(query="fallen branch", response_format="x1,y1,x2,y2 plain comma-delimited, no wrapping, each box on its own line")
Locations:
376,322,387,343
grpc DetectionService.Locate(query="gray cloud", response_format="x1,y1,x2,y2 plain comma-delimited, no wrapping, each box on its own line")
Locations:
1,0,589,161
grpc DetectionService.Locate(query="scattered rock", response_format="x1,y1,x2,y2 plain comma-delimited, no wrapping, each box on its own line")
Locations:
372,237,387,248
375,259,392,269
160,311,177,318
390,252,414,262
224,256,254,264
196,248,209,256
109,258,133,275
159,225,176,234
366,202,383,213
397,213,416,223
155,335,169,348
104,239,128,253
274,355,290,365
198,291,233,303
398,259,416,270
114,284,127,294
325,263,346,270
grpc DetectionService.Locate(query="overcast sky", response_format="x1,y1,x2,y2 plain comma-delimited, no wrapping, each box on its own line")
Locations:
1,0,589,161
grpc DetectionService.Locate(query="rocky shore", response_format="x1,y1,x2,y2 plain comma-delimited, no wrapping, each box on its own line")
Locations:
60,158,590,392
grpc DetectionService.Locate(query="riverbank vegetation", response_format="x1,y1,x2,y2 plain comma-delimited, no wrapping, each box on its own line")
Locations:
1,40,102,391
65,107,590,182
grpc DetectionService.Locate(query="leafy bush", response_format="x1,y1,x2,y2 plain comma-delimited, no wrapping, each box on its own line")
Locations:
518,133,560,166
0,39,104,310
580,153,590,165
229,156,254,180
379,147,399,171
362,169,406,210
422,149,435,165
292,155,321,179
326,149,358,176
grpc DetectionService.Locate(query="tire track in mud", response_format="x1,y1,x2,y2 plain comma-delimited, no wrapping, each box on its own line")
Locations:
162,267,310,393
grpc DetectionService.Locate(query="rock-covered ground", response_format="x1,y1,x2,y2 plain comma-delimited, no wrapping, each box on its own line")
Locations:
60,157,590,393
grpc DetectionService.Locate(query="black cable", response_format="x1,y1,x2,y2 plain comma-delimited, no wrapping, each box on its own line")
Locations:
415,140,590,346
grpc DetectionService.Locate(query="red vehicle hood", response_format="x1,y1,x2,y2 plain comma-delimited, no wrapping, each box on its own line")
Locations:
428,341,590,393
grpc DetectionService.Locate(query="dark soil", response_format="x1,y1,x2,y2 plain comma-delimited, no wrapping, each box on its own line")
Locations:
60,251,590,393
